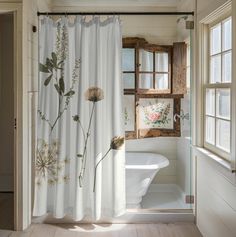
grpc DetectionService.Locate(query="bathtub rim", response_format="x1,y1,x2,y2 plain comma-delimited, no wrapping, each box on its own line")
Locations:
125,151,169,169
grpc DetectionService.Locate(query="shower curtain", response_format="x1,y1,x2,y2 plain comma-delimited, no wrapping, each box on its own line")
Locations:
33,16,125,221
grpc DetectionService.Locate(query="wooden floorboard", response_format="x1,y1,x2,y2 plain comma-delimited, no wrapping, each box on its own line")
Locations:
7,223,203,237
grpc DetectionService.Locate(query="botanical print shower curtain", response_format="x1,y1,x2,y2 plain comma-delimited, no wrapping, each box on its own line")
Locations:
33,16,125,221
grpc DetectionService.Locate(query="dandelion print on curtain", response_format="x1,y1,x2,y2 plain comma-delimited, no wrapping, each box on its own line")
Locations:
33,16,125,221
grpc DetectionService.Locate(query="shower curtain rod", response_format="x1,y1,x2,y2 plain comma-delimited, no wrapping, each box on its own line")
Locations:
37,11,194,16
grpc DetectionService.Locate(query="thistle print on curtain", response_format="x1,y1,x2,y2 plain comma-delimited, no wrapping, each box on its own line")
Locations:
33,16,125,221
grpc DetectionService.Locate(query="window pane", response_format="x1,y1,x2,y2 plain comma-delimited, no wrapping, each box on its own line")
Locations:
222,51,232,82
122,48,135,71
216,88,230,119
216,119,230,152
139,74,153,89
139,49,153,72
155,52,168,72
210,55,221,83
210,24,221,55
206,88,215,116
222,17,232,51
187,67,190,89
187,44,190,67
124,95,135,131
123,73,135,89
205,116,215,145
155,74,169,90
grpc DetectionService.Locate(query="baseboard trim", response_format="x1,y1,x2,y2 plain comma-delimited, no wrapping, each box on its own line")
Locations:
33,211,195,224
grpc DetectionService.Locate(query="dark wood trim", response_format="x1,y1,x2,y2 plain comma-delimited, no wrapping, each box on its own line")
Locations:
124,89,135,95
123,71,135,73
172,42,187,94
136,93,183,98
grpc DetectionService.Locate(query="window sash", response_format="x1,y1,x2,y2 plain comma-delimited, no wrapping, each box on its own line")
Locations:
204,84,231,159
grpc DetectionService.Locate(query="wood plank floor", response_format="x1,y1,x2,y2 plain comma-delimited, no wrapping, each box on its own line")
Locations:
3,223,203,237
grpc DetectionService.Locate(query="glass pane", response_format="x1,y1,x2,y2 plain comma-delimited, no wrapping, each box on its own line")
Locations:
123,73,135,89
155,52,168,72
186,67,190,89
139,74,153,89
216,119,230,152
222,17,232,51
124,95,135,131
122,48,135,71
206,88,215,116
139,49,153,72
187,44,190,67
205,116,215,145
155,74,169,90
216,88,230,119
210,23,221,55
222,51,232,82
210,55,221,83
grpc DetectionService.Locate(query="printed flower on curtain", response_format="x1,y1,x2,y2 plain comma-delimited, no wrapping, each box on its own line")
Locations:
37,22,79,186
93,136,125,192
35,139,71,186
73,86,105,187
85,87,104,102
73,87,125,190
38,54,80,133
38,22,80,134
143,101,171,127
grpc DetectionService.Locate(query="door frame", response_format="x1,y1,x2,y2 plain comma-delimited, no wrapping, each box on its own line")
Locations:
0,3,31,231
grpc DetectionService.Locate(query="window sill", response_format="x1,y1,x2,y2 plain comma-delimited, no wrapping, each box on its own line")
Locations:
193,146,233,172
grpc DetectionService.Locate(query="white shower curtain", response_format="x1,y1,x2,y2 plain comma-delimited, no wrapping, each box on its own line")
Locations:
33,16,125,221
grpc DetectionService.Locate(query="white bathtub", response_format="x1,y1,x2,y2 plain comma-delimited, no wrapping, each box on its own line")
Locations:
125,152,169,208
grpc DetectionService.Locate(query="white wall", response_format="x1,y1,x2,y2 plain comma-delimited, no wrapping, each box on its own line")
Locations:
195,149,236,237
121,15,178,44
194,0,236,237
0,13,14,191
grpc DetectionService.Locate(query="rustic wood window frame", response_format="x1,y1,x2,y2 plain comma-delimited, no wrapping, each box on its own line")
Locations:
123,37,184,140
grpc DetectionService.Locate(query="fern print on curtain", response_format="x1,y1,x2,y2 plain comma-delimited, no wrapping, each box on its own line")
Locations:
33,16,125,221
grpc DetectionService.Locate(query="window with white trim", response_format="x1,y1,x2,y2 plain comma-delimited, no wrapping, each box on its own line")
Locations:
204,16,232,159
